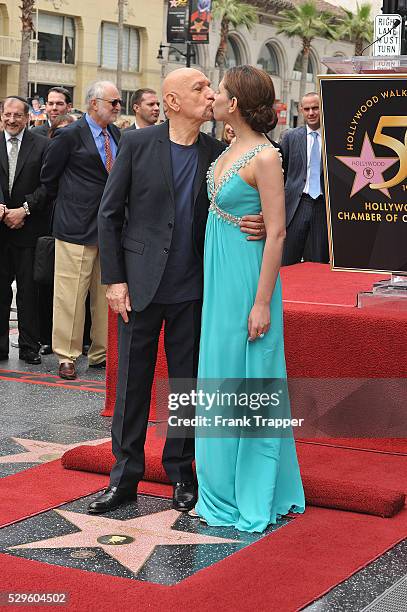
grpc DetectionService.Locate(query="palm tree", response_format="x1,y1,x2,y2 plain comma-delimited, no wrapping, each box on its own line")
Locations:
338,2,373,56
212,0,257,84
276,0,338,124
18,0,36,97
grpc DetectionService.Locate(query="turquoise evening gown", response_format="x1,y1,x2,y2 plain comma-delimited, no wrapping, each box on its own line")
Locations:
195,143,305,533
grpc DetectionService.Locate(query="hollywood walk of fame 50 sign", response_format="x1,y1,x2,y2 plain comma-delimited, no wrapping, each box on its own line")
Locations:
319,75,407,273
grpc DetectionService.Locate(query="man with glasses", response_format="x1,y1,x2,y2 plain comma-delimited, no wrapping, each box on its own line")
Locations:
0,96,49,364
31,87,72,137
41,81,121,380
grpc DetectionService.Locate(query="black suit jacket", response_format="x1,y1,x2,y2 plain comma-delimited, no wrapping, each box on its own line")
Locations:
123,124,137,133
280,126,324,227
0,130,49,248
98,121,225,311
31,123,50,137
40,116,121,246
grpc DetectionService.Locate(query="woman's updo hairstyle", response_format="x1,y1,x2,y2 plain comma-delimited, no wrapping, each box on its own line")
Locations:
223,65,277,133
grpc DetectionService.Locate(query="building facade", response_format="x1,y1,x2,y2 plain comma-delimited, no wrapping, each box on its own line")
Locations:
0,0,164,112
160,0,358,132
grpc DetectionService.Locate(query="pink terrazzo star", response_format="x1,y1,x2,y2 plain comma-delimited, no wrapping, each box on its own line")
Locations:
0,437,110,464
10,509,237,575
336,132,398,198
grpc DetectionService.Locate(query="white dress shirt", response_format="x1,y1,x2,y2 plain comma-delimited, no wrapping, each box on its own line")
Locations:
304,126,321,196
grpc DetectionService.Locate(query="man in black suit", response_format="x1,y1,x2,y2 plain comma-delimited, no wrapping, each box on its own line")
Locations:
90,68,264,515
41,81,121,380
31,87,72,137
0,96,49,364
281,92,329,265
124,88,160,131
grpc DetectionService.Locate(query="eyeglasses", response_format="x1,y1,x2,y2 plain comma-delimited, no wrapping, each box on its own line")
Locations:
95,98,123,107
2,113,26,119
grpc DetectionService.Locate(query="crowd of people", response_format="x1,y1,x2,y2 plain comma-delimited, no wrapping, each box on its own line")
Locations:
0,67,329,530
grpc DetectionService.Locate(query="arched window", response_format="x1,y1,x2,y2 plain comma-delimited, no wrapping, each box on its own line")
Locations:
225,36,242,68
293,52,315,82
168,43,197,65
257,42,280,76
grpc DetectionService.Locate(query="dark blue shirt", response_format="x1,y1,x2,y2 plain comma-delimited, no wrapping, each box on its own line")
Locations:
153,141,203,303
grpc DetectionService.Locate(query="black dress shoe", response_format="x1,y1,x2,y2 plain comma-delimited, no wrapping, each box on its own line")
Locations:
19,350,41,365
40,344,53,355
173,482,197,512
87,486,138,514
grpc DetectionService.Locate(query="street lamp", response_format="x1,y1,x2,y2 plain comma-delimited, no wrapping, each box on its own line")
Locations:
157,42,193,68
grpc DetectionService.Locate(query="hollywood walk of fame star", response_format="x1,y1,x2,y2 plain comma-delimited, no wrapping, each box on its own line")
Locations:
336,132,398,198
10,509,237,575
169,0,179,7
0,437,110,464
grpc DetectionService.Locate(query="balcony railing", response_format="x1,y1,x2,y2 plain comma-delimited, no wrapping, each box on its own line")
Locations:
0,36,38,64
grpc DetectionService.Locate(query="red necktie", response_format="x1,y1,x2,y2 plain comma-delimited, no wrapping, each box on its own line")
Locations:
102,129,113,173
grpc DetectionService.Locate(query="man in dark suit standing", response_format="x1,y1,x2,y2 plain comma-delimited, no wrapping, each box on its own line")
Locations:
41,81,121,380
124,88,160,131
281,92,329,265
0,96,49,364
31,87,72,137
90,68,264,515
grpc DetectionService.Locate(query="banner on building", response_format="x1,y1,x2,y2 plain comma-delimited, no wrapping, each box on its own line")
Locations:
188,0,212,43
319,74,407,273
167,0,189,44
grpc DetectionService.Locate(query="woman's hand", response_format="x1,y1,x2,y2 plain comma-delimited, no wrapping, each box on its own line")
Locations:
248,302,270,341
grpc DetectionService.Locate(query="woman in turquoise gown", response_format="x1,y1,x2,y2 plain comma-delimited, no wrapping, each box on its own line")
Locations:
195,66,305,533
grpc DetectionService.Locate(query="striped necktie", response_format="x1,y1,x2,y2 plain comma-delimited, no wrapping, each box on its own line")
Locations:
8,137,19,194
102,129,113,173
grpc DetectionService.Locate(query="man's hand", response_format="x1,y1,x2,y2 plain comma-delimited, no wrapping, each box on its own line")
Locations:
0,204,6,222
3,207,26,229
240,212,266,241
106,283,132,323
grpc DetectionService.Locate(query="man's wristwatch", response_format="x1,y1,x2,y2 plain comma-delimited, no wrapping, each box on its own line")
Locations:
22,202,30,216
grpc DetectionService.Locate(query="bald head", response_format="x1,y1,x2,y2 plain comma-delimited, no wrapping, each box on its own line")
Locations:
162,68,205,96
162,68,214,124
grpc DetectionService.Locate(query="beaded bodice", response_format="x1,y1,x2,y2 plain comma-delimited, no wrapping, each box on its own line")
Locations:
207,142,280,227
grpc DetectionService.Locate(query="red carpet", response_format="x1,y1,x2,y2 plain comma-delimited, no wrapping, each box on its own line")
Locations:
0,459,172,529
2,504,407,612
62,429,406,519
281,263,389,307
103,264,407,417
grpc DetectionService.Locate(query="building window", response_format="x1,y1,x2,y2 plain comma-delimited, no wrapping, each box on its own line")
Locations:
225,37,242,69
167,44,197,65
121,90,133,115
99,23,140,72
293,53,315,82
34,13,75,64
258,42,280,76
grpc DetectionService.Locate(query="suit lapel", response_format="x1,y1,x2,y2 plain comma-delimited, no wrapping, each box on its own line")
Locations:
193,133,211,204
299,126,307,170
108,124,120,146
0,133,8,181
12,129,35,186
156,122,175,207
79,118,108,175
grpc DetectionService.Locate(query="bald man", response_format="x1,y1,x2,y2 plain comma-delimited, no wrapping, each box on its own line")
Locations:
92,69,264,515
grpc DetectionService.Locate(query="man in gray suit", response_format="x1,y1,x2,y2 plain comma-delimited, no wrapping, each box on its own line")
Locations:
280,92,329,265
